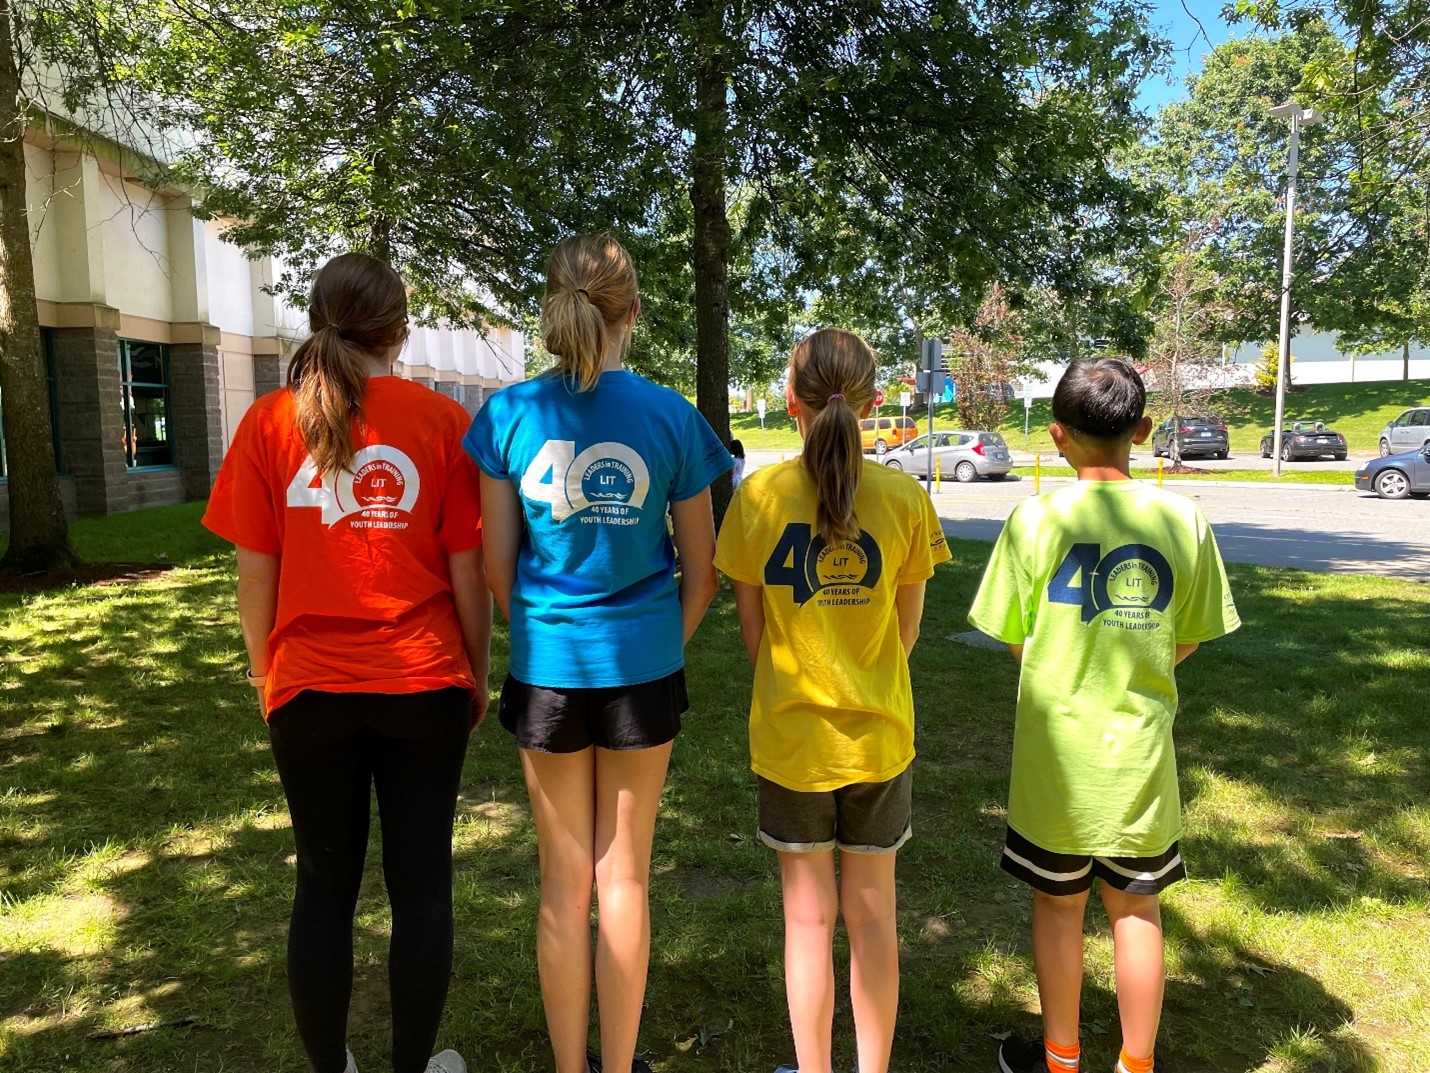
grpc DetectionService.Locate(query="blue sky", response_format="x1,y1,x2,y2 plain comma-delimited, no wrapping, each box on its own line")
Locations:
1137,1,1240,112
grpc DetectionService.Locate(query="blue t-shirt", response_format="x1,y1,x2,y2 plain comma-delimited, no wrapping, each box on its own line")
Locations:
464,370,733,688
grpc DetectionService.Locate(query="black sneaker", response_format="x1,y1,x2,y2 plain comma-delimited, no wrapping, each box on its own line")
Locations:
997,1035,1050,1073
586,1053,655,1073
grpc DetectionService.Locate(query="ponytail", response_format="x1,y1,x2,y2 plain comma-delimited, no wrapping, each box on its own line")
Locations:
287,252,409,475
789,328,879,545
288,328,370,476
542,233,639,392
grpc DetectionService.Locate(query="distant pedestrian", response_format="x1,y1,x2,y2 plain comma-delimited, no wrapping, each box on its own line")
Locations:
969,358,1240,1073
203,252,490,1073
714,328,950,1073
729,439,746,488
463,233,730,1073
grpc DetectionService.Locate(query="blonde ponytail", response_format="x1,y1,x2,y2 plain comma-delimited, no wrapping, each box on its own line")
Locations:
287,253,409,475
790,328,878,545
542,233,639,392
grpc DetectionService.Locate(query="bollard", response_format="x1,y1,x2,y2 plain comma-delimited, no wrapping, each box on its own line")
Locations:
1035,452,1041,494
935,457,941,492
1157,456,1164,489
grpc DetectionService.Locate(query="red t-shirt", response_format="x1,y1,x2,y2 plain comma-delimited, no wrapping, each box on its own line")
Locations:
203,377,483,717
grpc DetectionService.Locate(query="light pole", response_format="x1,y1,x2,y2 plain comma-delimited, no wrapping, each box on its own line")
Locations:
1269,100,1322,477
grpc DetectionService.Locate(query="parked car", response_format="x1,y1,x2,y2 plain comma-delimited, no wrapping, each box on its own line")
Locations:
1378,407,1430,457
1355,442,1430,499
883,430,1012,482
1259,421,1347,461
1151,414,1229,460
860,415,919,454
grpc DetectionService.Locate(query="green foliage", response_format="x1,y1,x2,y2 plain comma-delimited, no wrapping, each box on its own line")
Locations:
1128,21,1352,344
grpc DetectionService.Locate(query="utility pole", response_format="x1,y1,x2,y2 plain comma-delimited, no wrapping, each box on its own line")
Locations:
1269,100,1322,477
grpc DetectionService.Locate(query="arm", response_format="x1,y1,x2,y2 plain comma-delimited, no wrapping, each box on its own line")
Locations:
235,547,279,717
1007,642,1024,663
733,581,765,667
449,546,493,727
895,580,927,657
671,489,720,643
479,471,522,621
1175,642,1199,665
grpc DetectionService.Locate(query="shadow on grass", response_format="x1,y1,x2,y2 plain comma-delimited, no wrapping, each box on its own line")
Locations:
1,513,1422,1071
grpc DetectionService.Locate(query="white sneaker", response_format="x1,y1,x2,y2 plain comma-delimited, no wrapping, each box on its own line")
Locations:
426,1050,467,1073
343,1050,359,1073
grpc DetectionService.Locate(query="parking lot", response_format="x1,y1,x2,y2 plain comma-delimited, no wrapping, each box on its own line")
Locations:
740,450,1429,579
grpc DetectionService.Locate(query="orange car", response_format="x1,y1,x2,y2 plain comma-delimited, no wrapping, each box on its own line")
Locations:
860,416,919,454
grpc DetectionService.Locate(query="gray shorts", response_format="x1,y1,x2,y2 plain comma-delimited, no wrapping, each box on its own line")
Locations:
757,767,913,854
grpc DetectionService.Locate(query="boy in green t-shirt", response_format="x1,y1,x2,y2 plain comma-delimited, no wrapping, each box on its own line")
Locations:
968,359,1240,1073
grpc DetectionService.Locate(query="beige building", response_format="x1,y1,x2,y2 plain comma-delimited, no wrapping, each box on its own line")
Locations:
1,129,525,527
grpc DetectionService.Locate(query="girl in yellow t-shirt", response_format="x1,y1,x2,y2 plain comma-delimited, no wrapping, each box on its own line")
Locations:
714,328,950,1073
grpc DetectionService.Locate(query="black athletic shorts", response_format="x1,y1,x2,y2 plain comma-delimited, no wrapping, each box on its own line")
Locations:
999,826,1187,897
498,670,688,753
757,768,913,854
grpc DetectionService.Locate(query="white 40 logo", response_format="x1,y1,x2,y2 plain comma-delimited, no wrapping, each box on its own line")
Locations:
286,444,421,527
520,439,651,522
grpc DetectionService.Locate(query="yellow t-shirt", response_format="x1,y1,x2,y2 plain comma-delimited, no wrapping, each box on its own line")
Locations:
714,459,952,792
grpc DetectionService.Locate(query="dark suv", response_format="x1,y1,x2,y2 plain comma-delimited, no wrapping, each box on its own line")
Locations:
1151,415,1229,460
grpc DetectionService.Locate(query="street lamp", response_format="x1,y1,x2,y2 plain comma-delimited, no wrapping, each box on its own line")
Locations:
1269,100,1322,477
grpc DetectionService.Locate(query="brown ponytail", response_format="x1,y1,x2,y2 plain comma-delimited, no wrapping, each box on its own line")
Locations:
287,252,409,475
790,328,878,545
541,233,639,391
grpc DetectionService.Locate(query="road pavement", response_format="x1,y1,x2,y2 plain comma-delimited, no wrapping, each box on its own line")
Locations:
739,451,1429,578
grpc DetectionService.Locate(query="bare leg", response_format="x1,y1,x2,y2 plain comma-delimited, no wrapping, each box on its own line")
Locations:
521,748,597,1073
840,851,899,1073
1031,887,1091,1049
1099,885,1165,1059
778,850,838,1073
592,742,673,1073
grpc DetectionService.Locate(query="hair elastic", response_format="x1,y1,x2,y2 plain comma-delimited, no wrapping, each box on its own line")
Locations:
827,393,845,403
577,287,591,299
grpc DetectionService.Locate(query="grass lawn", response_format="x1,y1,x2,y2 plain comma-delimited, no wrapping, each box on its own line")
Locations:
3,503,1428,1072
1002,467,1356,487
730,380,1430,458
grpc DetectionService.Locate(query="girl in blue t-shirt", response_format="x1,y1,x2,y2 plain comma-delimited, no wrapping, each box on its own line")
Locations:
464,233,731,1073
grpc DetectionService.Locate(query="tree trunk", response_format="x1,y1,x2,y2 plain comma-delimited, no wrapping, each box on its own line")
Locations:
1404,339,1410,382
690,0,732,525
0,0,78,573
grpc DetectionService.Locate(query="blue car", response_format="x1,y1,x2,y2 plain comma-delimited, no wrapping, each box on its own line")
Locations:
1355,442,1430,500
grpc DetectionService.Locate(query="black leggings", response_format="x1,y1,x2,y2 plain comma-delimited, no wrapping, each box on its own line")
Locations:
268,688,471,1073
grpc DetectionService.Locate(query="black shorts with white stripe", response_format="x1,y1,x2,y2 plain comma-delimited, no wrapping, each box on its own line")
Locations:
1000,826,1187,897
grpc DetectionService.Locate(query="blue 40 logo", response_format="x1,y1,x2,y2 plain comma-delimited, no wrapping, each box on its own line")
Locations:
764,523,883,606
1048,542,1174,623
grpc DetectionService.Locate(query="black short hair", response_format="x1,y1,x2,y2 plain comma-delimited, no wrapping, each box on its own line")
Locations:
728,438,745,458
1052,358,1146,442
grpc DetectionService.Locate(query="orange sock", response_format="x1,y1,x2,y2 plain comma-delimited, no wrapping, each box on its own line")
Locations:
1117,1049,1154,1073
1044,1037,1079,1072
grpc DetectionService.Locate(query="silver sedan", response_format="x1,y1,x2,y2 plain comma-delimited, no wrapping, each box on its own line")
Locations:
883,430,1013,482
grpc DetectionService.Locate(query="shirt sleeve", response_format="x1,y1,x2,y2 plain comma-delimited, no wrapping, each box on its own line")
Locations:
1175,512,1241,643
966,509,1032,644
672,405,734,501
896,487,953,584
437,435,485,555
714,484,761,585
202,408,281,554
462,395,508,480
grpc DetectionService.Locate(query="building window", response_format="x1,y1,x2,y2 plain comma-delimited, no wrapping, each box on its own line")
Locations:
0,329,63,480
119,339,174,468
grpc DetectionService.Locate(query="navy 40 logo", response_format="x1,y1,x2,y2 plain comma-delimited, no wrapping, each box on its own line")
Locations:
764,523,883,606
1048,542,1174,623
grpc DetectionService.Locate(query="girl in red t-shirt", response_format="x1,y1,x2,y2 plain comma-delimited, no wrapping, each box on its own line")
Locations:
205,253,489,1073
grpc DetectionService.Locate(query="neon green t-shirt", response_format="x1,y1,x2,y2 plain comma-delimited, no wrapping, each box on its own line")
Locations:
967,480,1240,856
715,460,952,792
